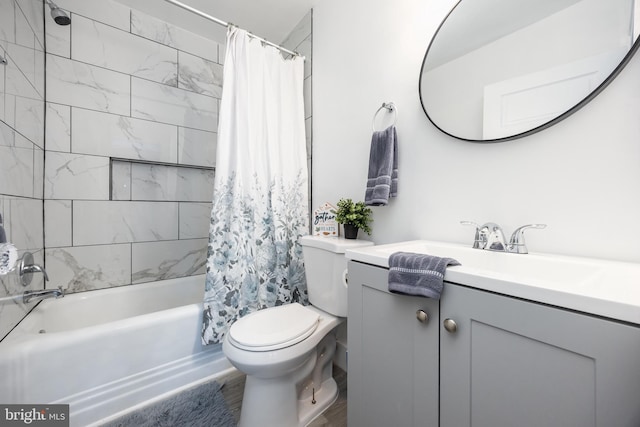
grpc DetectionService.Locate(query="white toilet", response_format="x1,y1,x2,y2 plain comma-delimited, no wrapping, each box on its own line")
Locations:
222,235,373,427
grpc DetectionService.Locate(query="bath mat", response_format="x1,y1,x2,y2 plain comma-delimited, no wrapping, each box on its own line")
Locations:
101,380,236,427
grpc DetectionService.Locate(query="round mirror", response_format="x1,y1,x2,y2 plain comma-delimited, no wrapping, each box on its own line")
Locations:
419,0,640,142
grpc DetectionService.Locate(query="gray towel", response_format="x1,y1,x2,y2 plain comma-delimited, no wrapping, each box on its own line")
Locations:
365,125,398,206
388,251,460,299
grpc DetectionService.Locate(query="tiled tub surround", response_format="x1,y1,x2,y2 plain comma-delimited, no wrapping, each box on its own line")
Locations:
0,0,45,339
44,0,223,294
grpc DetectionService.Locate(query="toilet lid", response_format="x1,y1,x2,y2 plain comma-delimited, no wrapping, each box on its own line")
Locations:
228,303,319,352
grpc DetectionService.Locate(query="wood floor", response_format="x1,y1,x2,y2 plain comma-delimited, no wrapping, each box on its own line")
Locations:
219,366,347,427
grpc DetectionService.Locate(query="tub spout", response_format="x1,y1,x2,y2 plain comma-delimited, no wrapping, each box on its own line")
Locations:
23,287,64,304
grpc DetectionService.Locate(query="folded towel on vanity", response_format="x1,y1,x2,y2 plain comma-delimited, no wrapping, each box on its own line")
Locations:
388,251,460,299
365,125,398,206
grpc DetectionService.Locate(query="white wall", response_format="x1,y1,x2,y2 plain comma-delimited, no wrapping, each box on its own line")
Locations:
313,0,640,263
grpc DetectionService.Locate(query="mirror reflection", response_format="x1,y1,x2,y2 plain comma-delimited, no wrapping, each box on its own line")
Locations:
419,0,640,142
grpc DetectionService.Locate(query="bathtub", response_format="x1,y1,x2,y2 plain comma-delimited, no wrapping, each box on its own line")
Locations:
0,274,233,427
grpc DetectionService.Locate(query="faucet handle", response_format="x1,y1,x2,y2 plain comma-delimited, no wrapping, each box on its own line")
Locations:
508,224,546,254
460,221,484,249
18,252,49,286
24,264,49,282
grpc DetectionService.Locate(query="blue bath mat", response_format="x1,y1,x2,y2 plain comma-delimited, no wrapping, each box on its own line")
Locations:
101,380,236,427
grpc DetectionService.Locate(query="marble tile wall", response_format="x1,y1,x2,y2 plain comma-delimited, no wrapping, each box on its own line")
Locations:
44,0,222,294
0,0,45,339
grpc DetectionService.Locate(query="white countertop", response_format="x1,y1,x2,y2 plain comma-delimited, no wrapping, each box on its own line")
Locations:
345,240,640,325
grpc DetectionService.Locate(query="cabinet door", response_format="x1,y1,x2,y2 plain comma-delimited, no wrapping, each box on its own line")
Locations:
440,283,640,427
347,261,439,427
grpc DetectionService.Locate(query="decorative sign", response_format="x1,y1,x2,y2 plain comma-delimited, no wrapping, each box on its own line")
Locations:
313,202,339,237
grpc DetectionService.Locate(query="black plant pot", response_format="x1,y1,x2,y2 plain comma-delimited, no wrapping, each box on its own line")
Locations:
343,224,359,239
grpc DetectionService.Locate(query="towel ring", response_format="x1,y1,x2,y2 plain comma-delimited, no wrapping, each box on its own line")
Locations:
372,102,397,131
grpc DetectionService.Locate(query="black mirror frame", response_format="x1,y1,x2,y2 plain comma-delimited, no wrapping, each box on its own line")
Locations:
418,3,640,143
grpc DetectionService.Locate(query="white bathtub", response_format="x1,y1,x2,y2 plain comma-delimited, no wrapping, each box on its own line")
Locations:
0,274,233,427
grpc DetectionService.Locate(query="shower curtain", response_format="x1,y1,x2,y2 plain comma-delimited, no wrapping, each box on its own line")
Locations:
201,27,309,345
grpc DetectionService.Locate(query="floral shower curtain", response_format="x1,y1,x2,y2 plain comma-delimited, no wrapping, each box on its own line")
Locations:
201,27,309,345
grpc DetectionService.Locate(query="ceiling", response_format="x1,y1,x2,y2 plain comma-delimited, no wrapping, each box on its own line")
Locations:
114,0,317,44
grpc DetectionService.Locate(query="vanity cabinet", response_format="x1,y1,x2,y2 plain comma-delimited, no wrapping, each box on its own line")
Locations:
347,261,439,427
440,283,640,427
348,260,640,427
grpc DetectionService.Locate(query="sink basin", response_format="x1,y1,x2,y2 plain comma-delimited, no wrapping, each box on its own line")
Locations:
345,240,602,289
345,240,640,324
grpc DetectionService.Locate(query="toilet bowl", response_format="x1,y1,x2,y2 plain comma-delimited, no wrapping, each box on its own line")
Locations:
223,304,342,426
222,235,373,427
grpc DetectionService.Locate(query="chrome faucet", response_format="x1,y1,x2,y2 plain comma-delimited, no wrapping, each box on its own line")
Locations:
21,263,49,280
22,287,64,304
461,221,546,254
480,222,507,251
18,252,49,286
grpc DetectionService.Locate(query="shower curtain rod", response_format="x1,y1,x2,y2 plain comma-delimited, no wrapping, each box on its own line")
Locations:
162,0,303,58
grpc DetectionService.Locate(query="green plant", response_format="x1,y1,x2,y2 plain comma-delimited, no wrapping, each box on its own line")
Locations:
333,198,373,235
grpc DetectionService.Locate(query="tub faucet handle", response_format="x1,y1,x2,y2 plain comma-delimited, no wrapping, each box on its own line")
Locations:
18,252,49,286
22,263,49,281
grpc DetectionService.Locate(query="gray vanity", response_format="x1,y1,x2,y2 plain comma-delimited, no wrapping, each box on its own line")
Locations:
345,241,640,427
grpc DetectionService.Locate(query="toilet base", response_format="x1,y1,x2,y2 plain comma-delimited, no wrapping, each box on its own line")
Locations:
239,374,338,427
237,333,339,427
298,376,338,426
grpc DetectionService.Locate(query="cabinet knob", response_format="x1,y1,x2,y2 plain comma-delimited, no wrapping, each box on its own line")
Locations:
443,318,458,333
416,309,429,323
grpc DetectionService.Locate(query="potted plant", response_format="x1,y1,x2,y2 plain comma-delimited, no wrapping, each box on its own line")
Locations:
333,198,373,239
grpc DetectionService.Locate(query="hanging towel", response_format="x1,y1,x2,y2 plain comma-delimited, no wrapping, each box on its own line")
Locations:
364,125,398,206
388,251,460,299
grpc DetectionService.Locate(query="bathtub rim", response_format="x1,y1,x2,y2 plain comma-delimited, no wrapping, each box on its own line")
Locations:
2,274,207,341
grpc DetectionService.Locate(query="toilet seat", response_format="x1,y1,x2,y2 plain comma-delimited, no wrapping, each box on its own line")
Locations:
228,303,319,352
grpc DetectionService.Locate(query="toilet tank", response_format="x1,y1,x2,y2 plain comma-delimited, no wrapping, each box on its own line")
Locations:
299,235,374,317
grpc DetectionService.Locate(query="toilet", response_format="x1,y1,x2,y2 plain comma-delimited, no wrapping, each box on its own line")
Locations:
222,235,373,427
